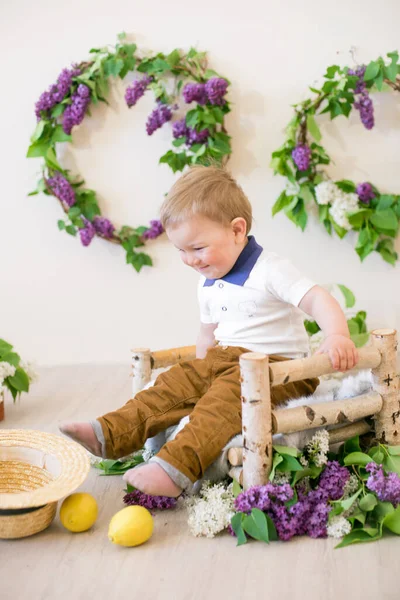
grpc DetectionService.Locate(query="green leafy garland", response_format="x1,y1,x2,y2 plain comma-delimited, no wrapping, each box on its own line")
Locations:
27,33,232,272
271,51,400,265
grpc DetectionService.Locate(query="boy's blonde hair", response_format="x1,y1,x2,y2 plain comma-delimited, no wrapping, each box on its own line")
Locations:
160,165,252,233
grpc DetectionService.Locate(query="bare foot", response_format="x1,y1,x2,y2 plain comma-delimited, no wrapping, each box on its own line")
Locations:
123,463,182,497
59,422,102,456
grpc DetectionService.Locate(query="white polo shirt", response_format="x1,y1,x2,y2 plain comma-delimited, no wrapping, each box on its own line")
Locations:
198,236,316,358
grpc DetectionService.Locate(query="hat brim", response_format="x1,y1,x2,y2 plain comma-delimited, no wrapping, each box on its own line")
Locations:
0,430,90,509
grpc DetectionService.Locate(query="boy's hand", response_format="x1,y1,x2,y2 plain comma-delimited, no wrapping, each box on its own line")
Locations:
315,334,359,371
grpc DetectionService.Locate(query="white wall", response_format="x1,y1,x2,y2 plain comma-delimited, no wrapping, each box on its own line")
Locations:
2,0,400,365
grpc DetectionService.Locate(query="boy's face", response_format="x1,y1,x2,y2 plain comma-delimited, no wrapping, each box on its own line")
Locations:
166,215,247,280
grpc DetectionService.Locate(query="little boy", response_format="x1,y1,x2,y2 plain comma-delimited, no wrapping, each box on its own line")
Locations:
61,166,358,497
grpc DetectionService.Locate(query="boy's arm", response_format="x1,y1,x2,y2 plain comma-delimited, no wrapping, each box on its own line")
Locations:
196,322,218,359
299,285,358,371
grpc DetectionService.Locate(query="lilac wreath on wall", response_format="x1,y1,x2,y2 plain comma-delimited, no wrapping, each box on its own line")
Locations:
27,34,232,272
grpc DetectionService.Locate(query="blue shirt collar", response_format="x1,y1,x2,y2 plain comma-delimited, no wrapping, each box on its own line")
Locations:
203,235,263,287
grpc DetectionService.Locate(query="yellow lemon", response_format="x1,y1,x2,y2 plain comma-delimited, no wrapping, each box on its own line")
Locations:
60,493,98,533
108,505,154,547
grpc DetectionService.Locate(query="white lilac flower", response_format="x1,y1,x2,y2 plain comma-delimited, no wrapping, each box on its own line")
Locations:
315,180,337,205
342,474,359,499
329,192,359,230
327,515,352,539
272,471,291,485
185,481,235,538
19,360,39,383
0,362,16,380
305,429,330,466
300,455,309,467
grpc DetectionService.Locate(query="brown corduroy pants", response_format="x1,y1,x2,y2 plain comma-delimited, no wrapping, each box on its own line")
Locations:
97,346,319,485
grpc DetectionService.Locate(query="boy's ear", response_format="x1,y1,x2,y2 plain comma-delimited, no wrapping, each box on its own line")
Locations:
231,217,247,240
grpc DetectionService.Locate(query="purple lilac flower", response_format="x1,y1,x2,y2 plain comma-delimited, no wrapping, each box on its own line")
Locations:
232,461,350,542
62,85,91,135
354,93,375,130
146,103,172,135
142,219,164,240
234,483,294,514
366,462,400,506
93,216,115,238
318,460,350,501
356,182,375,204
172,118,188,139
35,66,81,120
46,173,76,207
79,219,96,247
205,77,228,106
183,83,207,105
348,65,375,130
292,144,312,171
187,127,210,146
125,76,152,107
123,489,177,510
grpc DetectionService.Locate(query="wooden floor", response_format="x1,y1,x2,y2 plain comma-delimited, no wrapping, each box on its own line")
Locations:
1,365,398,600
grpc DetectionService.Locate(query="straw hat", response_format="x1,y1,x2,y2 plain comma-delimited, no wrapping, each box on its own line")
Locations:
0,429,90,539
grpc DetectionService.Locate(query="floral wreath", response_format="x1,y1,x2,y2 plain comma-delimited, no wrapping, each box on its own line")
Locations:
271,51,400,265
27,33,232,272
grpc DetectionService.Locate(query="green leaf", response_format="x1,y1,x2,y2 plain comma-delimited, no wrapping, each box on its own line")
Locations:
104,58,124,77
26,140,52,158
30,120,47,143
52,125,72,143
242,509,270,543
166,49,181,68
383,455,400,476
2,352,20,367
351,333,370,348
384,62,398,83
335,179,357,193
359,493,378,512
7,368,30,393
331,220,348,239
272,192,294,216
364,61,380,81
368,446,385,463
292,465,323,485
65,225,76,236
337,284,356,308
232,479,242,498
347,208,371,229
272,445,299,458
45,147,63,171
51,104,65,118
339,488,363,513
230,513,247,546
377,195,394,210
159,150,188,174
370,209,398,235
268,453,283,481
0,339,13,356
373,500,394,521
118,31,127,40
172,137,187,148
299,184,314,204
387,445,400,456
276,455,303,472
306,114,322,142
383,505,400,534
304,319,320,336
335,528,381,548
344,435,362,454
344,452,372,467
325,65,340,79
57,220,66,231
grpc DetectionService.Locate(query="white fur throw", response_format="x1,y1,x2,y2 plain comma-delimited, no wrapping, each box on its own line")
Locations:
143,370,372,494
